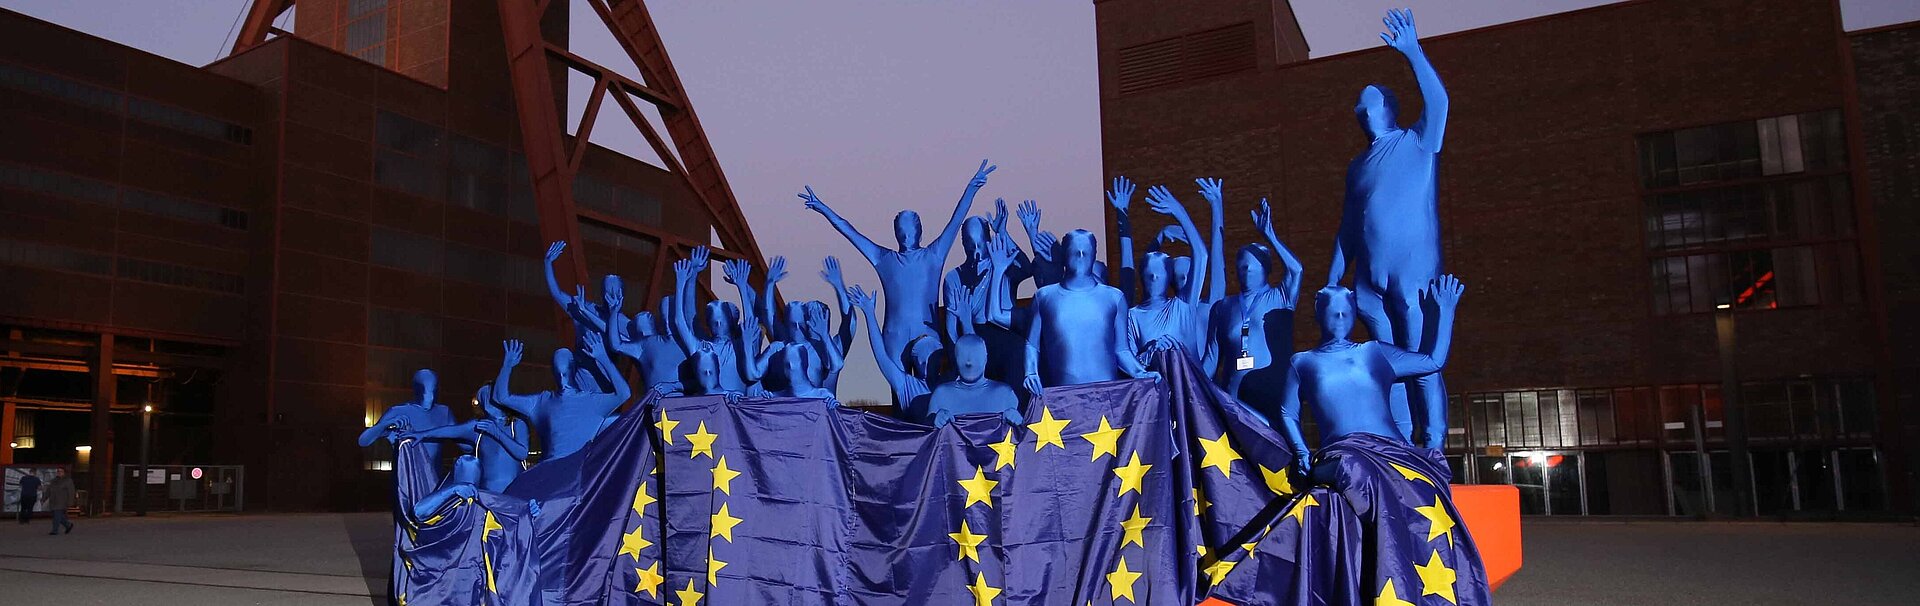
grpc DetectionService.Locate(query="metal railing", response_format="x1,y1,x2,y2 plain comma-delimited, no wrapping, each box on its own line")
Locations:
113,465,244,514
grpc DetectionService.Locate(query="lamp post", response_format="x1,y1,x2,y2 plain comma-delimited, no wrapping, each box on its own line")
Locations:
1715,306,1753,517
137,404,151,517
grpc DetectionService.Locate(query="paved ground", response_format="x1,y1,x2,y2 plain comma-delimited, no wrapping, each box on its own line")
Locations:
0,513,1916,604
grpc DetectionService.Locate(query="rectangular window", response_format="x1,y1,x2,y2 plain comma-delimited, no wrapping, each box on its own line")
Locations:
345,1,389,67
122,189,249,230
1639,110,1861,315
1114,22,1257,96
128,98,253,145
374,111,447,200
0,62,121,112
449,136,509,216
0,163,119,204
0,237,114,276
116,257,244,294
369,226,443,276
368,306,442,351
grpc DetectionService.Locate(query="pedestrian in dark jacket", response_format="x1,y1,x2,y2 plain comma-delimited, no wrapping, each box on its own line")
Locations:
45,468,74,535
14,472,39,524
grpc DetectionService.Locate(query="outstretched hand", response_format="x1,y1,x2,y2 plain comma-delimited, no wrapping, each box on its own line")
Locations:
1251,198,1276,237
722,259,751,286
1107,176,1135,216
819,256,844,287
1195,177,1225,206
1156,224,1189,247
1144,185,1186,219
987,232,1014,272
606,282,625,314
968,159,997,189
673,258,698,284
581,331,604,358
1425,274,1465,309
991,198,1010,234
570,285,591,313
1382,8,1420,54
766,256,789,284
502,339,524,367
544,241,566,263
739,305,760,338
690,246,711,271
1016,199,1042,232
799,186,829,216
846,285,877,313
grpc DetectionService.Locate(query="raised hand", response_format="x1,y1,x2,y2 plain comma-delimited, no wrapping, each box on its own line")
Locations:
846,285,877,313
766,256,789,285
545,241,567,263
1145,185,1188,219
673,259,698,284
968,159,997,189
803,305,829,340
991,198,1010,234
1156,224,1189,246
605,282,625,314
1034,231,1059,257
799,186,829,215
1107,176,1135,221
571,285,591,313
502,339,525,368
987,233,1014,273
1017,199,1042,233
581,331,604,358
946,282,974,321
1382,8,1420,54
722,259,751,286
690,246,711,271
819,256,844,287
1251,197,1276,237
1195,177,1225,206
1426,274,1465,310
739,305,760,338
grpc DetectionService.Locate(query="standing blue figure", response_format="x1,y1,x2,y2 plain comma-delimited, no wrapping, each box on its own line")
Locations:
801,160,995,368
1023,230,1159,395
1329,8,1451,447
1205,189,1305,400
667,247,747,394
359,369,456,467
401,385,530,491
850,285,1019,426
608,298,688,395
1126,184,1212,364
739,303,842,399
942,201,1029,383
1277,276,1463,477
1016,199,1107,289
816,257,859,392
489,327,631,460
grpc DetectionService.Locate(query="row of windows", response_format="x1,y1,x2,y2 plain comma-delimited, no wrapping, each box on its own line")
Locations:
0,163,250,231
368,227,545,294
1453,377,1874,452
573,173,665,228
1645,174,1853,253
1650,242,1860,314
0,62,254,145
0,237,244,295
345,0,389,68
1639,110,1847,188
373,112,541,223
369,306,441,351
579,221,661,257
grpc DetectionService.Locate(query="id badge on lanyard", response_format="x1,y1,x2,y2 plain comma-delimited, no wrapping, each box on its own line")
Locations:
1235,319,1255,371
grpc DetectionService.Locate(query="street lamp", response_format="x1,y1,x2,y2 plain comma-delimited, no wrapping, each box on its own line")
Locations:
138,404,152,517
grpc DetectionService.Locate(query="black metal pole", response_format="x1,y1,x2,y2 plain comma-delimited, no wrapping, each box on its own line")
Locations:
1717,311,1754,517
137,405,150,517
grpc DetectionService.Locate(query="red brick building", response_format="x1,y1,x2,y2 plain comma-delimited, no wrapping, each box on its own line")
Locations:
1095,0,1917,516
0,2,738,511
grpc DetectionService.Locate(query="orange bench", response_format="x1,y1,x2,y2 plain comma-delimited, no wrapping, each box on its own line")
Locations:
1199,484,1522,604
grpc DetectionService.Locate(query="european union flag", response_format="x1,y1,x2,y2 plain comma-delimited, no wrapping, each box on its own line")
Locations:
390,351,1487,605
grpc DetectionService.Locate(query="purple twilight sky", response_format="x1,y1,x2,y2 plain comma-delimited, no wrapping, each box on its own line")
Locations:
3,0,1912,403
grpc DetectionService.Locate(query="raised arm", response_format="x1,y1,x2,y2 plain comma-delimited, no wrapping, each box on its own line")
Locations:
668,254,704,356
735,310,775,384
491,340,543,419
1385,9,1447,152
1016,200,1056,288
1145,185,1206,305
1108,177,1138,306
800,186,887,265
804,305,844,382
759,256,786,337
1277,356,1313,476
848,285,912,401
406,420,479,443
820,257,856,352
929,160,996,256
983,233,1015,328
542,241,570,307
358,407,407,447
1252,198,1306,307
722,259,763,341
1383,275,1465,378
989,199,1033,288
580,331,630,417
1197,178,1228,304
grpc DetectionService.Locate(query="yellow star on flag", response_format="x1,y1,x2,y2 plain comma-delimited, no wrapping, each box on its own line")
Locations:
948,520,988,562
484,549,498,593
396,593,407,606
1119,505,1152,549
1286,494,1321,526
990,428,1018,470
1106,556,1143,602
1112,453,1152,497
1192,487,1210,517
1195,544,1207,558
712,456,742,495
1079,416,1125,461
1196,432,1242,478
656,409,681,445
1027,408,1071,451
710,503,744,542
1391,462,1436,487
966,572,1003,606
1259,464,1294,497
1202,557,1236,587
633,562,665,597
1241,541,1258,555
632,482,656,516
618,525,652,560
958,466,999,509
1415,496,1456,546
674,578,704,606
1415,550,1458,605
707,547,728,587
686,422,718,459
481,509,503,542
1375,578,1416,606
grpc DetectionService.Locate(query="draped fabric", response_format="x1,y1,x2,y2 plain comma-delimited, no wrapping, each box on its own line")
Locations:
388,352,1487,605
391,440,540,606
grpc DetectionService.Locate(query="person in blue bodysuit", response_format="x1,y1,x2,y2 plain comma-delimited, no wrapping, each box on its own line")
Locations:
802,160,995,369
667,247,748,394
360,369,456,473
489,317,631,461
1023,230,1159,395
1125,183,1212,366
401,385,529,491
1277,275,1463,478
739,303,842,400
608,297,687,395
1206,192,1305,401
849,284,1018,426
1328,8,1451,448
942,203,1029,384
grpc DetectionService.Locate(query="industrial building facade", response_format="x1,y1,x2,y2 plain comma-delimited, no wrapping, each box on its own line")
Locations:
1094,0,1918,517
0,1,752,511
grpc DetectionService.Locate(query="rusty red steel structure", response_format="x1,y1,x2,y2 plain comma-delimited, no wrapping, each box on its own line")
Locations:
228,0,770,305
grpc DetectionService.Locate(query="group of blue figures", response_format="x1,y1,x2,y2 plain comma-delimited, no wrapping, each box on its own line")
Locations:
363,8,1463,499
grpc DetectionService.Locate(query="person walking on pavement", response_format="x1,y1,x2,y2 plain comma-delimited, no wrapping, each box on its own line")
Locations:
44,468,74,535
14,472,39,524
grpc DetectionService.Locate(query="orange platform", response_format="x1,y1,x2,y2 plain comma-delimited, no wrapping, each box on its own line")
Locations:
1199,484,1522,605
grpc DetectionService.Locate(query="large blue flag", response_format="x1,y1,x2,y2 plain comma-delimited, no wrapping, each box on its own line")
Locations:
390,351,1490,605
